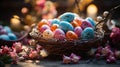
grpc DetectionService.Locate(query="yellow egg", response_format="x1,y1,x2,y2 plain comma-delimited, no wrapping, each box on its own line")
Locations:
42,29,54,39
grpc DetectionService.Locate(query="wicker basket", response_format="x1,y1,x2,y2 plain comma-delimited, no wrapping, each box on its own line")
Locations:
30,19,105,56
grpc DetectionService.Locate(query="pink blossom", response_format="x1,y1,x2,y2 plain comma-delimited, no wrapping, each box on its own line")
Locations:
29,50,38,59
9,52,19,60
12,42,22,53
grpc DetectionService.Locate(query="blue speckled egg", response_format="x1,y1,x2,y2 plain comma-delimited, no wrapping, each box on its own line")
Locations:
4,26,12,33
86,17,96,27
81,27,94,40
59,12,75,22
51,19,60,25
0,34,10,40
8,33,17,40
59,21,74,32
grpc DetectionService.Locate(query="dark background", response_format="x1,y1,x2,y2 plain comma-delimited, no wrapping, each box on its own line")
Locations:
0,0,120,23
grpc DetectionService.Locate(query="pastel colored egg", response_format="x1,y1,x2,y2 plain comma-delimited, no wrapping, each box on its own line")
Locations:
4,26,12,33
51,19,60,25
71,21,79,28
81,27,94,40
66,31,78,40
0,34,10,40
38,25,50,33
86,17,96,27
0,29,8,35
81,20,93,29
74,26,83,37
59,21,74,32
59,12,75,22
54,29,66,40
74,18,82,26
42,29,54,39
37,19,49,29
8,33,17,40
0,25,3,30
51,24,59,31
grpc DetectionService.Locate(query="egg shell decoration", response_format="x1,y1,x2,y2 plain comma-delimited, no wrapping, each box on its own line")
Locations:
66,31,78,40
37,19,50,29
39,25,50,33
71,21,79,28
59,12,75,22
86,17,96,27
51,18,60,25
81,27,94,40
8,33,17,40
0,25,3,30
51,24,59,31
74,18,83,26
54,29,66,40
42,29,54,39
0,34,10,40
74,26,83,37
0,29,8,35
4,26,12,33
59,21,74,32
81,20,93,29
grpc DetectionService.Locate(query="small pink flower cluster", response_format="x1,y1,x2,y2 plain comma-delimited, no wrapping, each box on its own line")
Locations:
63,53,81,64
110,27,120,42
95,45,120,63
0,39,43,64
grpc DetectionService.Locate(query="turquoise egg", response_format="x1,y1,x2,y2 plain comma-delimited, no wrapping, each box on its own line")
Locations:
51,19,60,25
4,26,12,33
59,12,75,22
81,27,94,40
59,21,74,32
8,33,17,40
0,34,10,40
86,17,96,27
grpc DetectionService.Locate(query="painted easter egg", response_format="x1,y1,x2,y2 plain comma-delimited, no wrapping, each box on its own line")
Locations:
37,19,49,28
71,21,79,28
8,33,17,40
81,27,94,40
59,12,75,22
54,29,66,40
39,25,50,33
81,20,93,29
4,26,12,33
0,34,10,40
86,17,96,27
42,29,54,39
0,25,3,30
74,17,82,26
51,19,60,25
51,24,59,31
74,26,83,37
66,31,78,40
59,21,74,32
0,29,7,35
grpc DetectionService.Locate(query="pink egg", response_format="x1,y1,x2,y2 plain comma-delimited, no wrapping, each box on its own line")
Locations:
81,20,93,29
54,29,66,40
39,25,50,33
74,26,83,37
